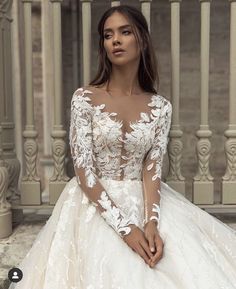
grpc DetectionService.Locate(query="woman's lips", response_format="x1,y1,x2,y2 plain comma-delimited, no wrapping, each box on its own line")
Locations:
113,51,125,55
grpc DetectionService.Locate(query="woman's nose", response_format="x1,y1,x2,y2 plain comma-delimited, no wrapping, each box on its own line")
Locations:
113,39,121,47
112,34,121,45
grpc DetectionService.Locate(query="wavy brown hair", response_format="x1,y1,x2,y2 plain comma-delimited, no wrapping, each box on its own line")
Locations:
89,5,159,94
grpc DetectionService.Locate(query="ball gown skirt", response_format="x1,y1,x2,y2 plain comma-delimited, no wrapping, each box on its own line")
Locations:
8,177,236,289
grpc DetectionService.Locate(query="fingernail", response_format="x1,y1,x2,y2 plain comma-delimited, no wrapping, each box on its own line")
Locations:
151,247,155,252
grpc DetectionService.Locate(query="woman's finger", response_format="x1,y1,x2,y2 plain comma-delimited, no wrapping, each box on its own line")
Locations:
137,243,152,264
147,235,156,254
139,238,153,259
151,237,163,264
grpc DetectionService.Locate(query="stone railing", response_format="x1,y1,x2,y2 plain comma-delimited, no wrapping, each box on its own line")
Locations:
0,0,236,239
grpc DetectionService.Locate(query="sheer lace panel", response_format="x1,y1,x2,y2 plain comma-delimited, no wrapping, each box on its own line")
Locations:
70,86,172,232
69,88,136,237
142,100,172,229
78,86,167,182
84,85,157,135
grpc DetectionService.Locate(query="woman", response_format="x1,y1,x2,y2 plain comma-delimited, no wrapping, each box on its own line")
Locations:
9,5,236,289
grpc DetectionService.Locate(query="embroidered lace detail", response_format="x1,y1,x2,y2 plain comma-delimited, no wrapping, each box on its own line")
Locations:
145,100,172,180
70,89,97,188
97,191,133,237
142,101,172,231
69,88,139,237
144,203,161,230
70,86,172,233
71,87,169,182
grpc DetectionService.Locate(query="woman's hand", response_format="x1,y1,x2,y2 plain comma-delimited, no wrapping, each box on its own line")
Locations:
144,220,164,268
122,224,154,266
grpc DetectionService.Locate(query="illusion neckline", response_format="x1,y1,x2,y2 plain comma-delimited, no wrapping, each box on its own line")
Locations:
83,88,160,135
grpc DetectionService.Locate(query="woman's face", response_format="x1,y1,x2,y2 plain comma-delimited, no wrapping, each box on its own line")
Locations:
103,12,141,66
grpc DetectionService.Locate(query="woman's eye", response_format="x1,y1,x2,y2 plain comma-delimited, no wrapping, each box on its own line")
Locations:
104,31,131,39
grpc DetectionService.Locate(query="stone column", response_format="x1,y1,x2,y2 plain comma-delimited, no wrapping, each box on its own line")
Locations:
11,0,24,180
0,0,16,238
40,0,54,199
20,0,41,205
49,0,69,204
80,0,93,86
166,0,185,195
0,129,11,238
71,0,79,90
193,0,214,204
222,0,236,204
140,0,152,32
0,0,21,206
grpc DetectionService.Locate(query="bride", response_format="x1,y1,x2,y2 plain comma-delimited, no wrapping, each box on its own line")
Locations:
9,4,236,289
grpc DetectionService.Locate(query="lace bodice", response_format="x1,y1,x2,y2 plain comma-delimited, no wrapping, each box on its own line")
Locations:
69,86,172,237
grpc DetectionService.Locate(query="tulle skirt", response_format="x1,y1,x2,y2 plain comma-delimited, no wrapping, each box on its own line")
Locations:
8,177,236,289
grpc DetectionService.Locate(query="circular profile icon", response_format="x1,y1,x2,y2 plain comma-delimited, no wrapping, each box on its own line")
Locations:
8,267,23,283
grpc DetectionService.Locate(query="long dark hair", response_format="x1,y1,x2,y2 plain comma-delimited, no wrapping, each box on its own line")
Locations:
89,5,159,94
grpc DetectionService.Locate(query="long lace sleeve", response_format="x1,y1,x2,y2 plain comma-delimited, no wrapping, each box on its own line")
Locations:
142,99,172,230
69,88,135,238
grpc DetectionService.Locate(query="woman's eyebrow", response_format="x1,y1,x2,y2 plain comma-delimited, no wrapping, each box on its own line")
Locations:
103,24,131,32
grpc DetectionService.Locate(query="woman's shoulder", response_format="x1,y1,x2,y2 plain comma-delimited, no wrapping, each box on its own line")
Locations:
72,86,93,97
155,93,172,110
71,87,94,110
72,85,105,98
71,85,107,110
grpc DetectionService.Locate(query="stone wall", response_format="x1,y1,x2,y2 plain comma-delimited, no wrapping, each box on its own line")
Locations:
29,0,230,197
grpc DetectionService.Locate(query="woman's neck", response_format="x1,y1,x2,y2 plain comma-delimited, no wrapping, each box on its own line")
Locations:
104,80,143,97
106,62,142,96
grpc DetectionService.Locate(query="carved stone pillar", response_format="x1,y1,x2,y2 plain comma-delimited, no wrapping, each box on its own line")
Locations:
11,0,24,180
20,0,41,205
166,0,185,195
40,0,54,198
0,127,12,238
0,0,15,238
222,0,236,204
193,0,214,204
49,0,69,204
0,0,21,207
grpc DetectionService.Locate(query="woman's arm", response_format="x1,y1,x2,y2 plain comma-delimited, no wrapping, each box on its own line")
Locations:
69,87,135,238
142,99,172,230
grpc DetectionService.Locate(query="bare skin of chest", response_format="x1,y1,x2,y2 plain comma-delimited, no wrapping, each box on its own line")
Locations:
87,86,153,132
105,97,147,126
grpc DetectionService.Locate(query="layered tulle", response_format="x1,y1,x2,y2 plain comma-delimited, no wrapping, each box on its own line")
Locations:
9,177,236,289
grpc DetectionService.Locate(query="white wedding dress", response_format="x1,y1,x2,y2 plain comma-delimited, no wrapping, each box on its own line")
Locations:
9,87,236,289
